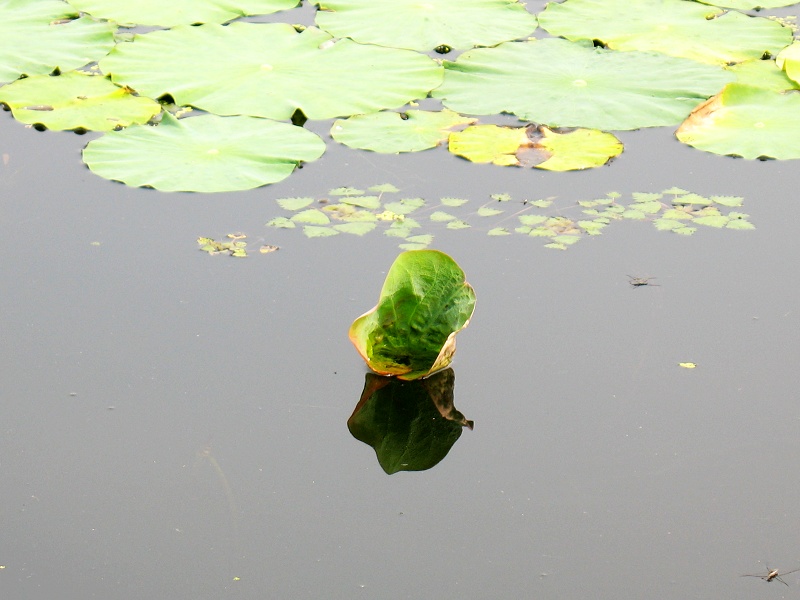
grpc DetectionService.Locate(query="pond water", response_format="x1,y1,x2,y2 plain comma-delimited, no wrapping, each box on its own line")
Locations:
4,23,800,600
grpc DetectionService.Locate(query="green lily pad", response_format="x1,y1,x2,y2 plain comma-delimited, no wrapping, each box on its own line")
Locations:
433,38,732,130
331,109,476,153
99,23,443,120
777,41,800,86
0,0,116,83
676,84,800,160
315,0,537,51
349,250,476,381
728,58,800,92
66,0,298,27
538,0,791,66
347,369,472,474
0,72,161,131
696,0,799,9
83,113,326,192
448,124,622,170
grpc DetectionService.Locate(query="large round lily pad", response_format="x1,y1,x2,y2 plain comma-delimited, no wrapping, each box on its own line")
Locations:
349,250,476,381
315,0,537,51
433,38,733,131
83,113,326,192
676,84,800,160
0,0,116,83
66,0,298,27
0,72,161,131
331,109,476,153
538,0,791,66
99,22,443,120
696,0,798,9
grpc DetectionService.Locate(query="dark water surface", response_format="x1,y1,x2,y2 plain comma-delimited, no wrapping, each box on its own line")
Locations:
3,99,800,600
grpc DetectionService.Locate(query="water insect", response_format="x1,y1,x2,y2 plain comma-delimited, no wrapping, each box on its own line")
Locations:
627,275,659,288
741,567,800,586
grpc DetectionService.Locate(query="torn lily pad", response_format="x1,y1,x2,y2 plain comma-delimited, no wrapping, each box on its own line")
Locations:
448,124,622,170
349,250,476,381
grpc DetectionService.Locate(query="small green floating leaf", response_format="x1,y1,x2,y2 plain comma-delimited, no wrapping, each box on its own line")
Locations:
440,197,469,207
693,215,729,228
405,234,434,245
628,201,662,214
334,222,377,236
329,186,365,196
673,226,697,235
544,242,567,250
487,227,511,236
303,225,339,238
342,195,381,209
291,208,331,225
622,209,646,220
532,126,623,171
653,218,686,231
384,197,426,215
399,242,429,250
369,183,400,193
430,211,457,222
519,215,548,226
446,220,471,230
477,206,504,217
277,197,315,211
726,219,755,230
711,195,743,207
529,199,553,208
491,193,512,202
266,216,296,228
349,250,476,380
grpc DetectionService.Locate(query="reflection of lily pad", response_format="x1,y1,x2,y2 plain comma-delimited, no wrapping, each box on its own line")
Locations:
83,113,326,192
0,0,116,83
331,109,475,153
349,250,476,380
676,84,800,160
100,23,443,120
448,124,622,170
66,0,298,27
0,72,161,131
538,0,791,65
347,370,472,474
433,38,732,130
315,0,537,51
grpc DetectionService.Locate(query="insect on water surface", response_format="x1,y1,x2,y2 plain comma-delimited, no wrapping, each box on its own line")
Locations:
741,567,800,587
627,275,659,288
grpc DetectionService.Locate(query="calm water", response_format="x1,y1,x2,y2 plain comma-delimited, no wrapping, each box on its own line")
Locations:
3,41,800,600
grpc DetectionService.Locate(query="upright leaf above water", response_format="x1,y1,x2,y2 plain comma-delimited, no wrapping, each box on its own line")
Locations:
349,250,476,381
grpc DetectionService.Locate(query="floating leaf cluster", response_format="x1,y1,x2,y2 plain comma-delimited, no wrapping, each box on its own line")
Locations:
266,184,754,250
197,233,279,257
0,0,798,192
